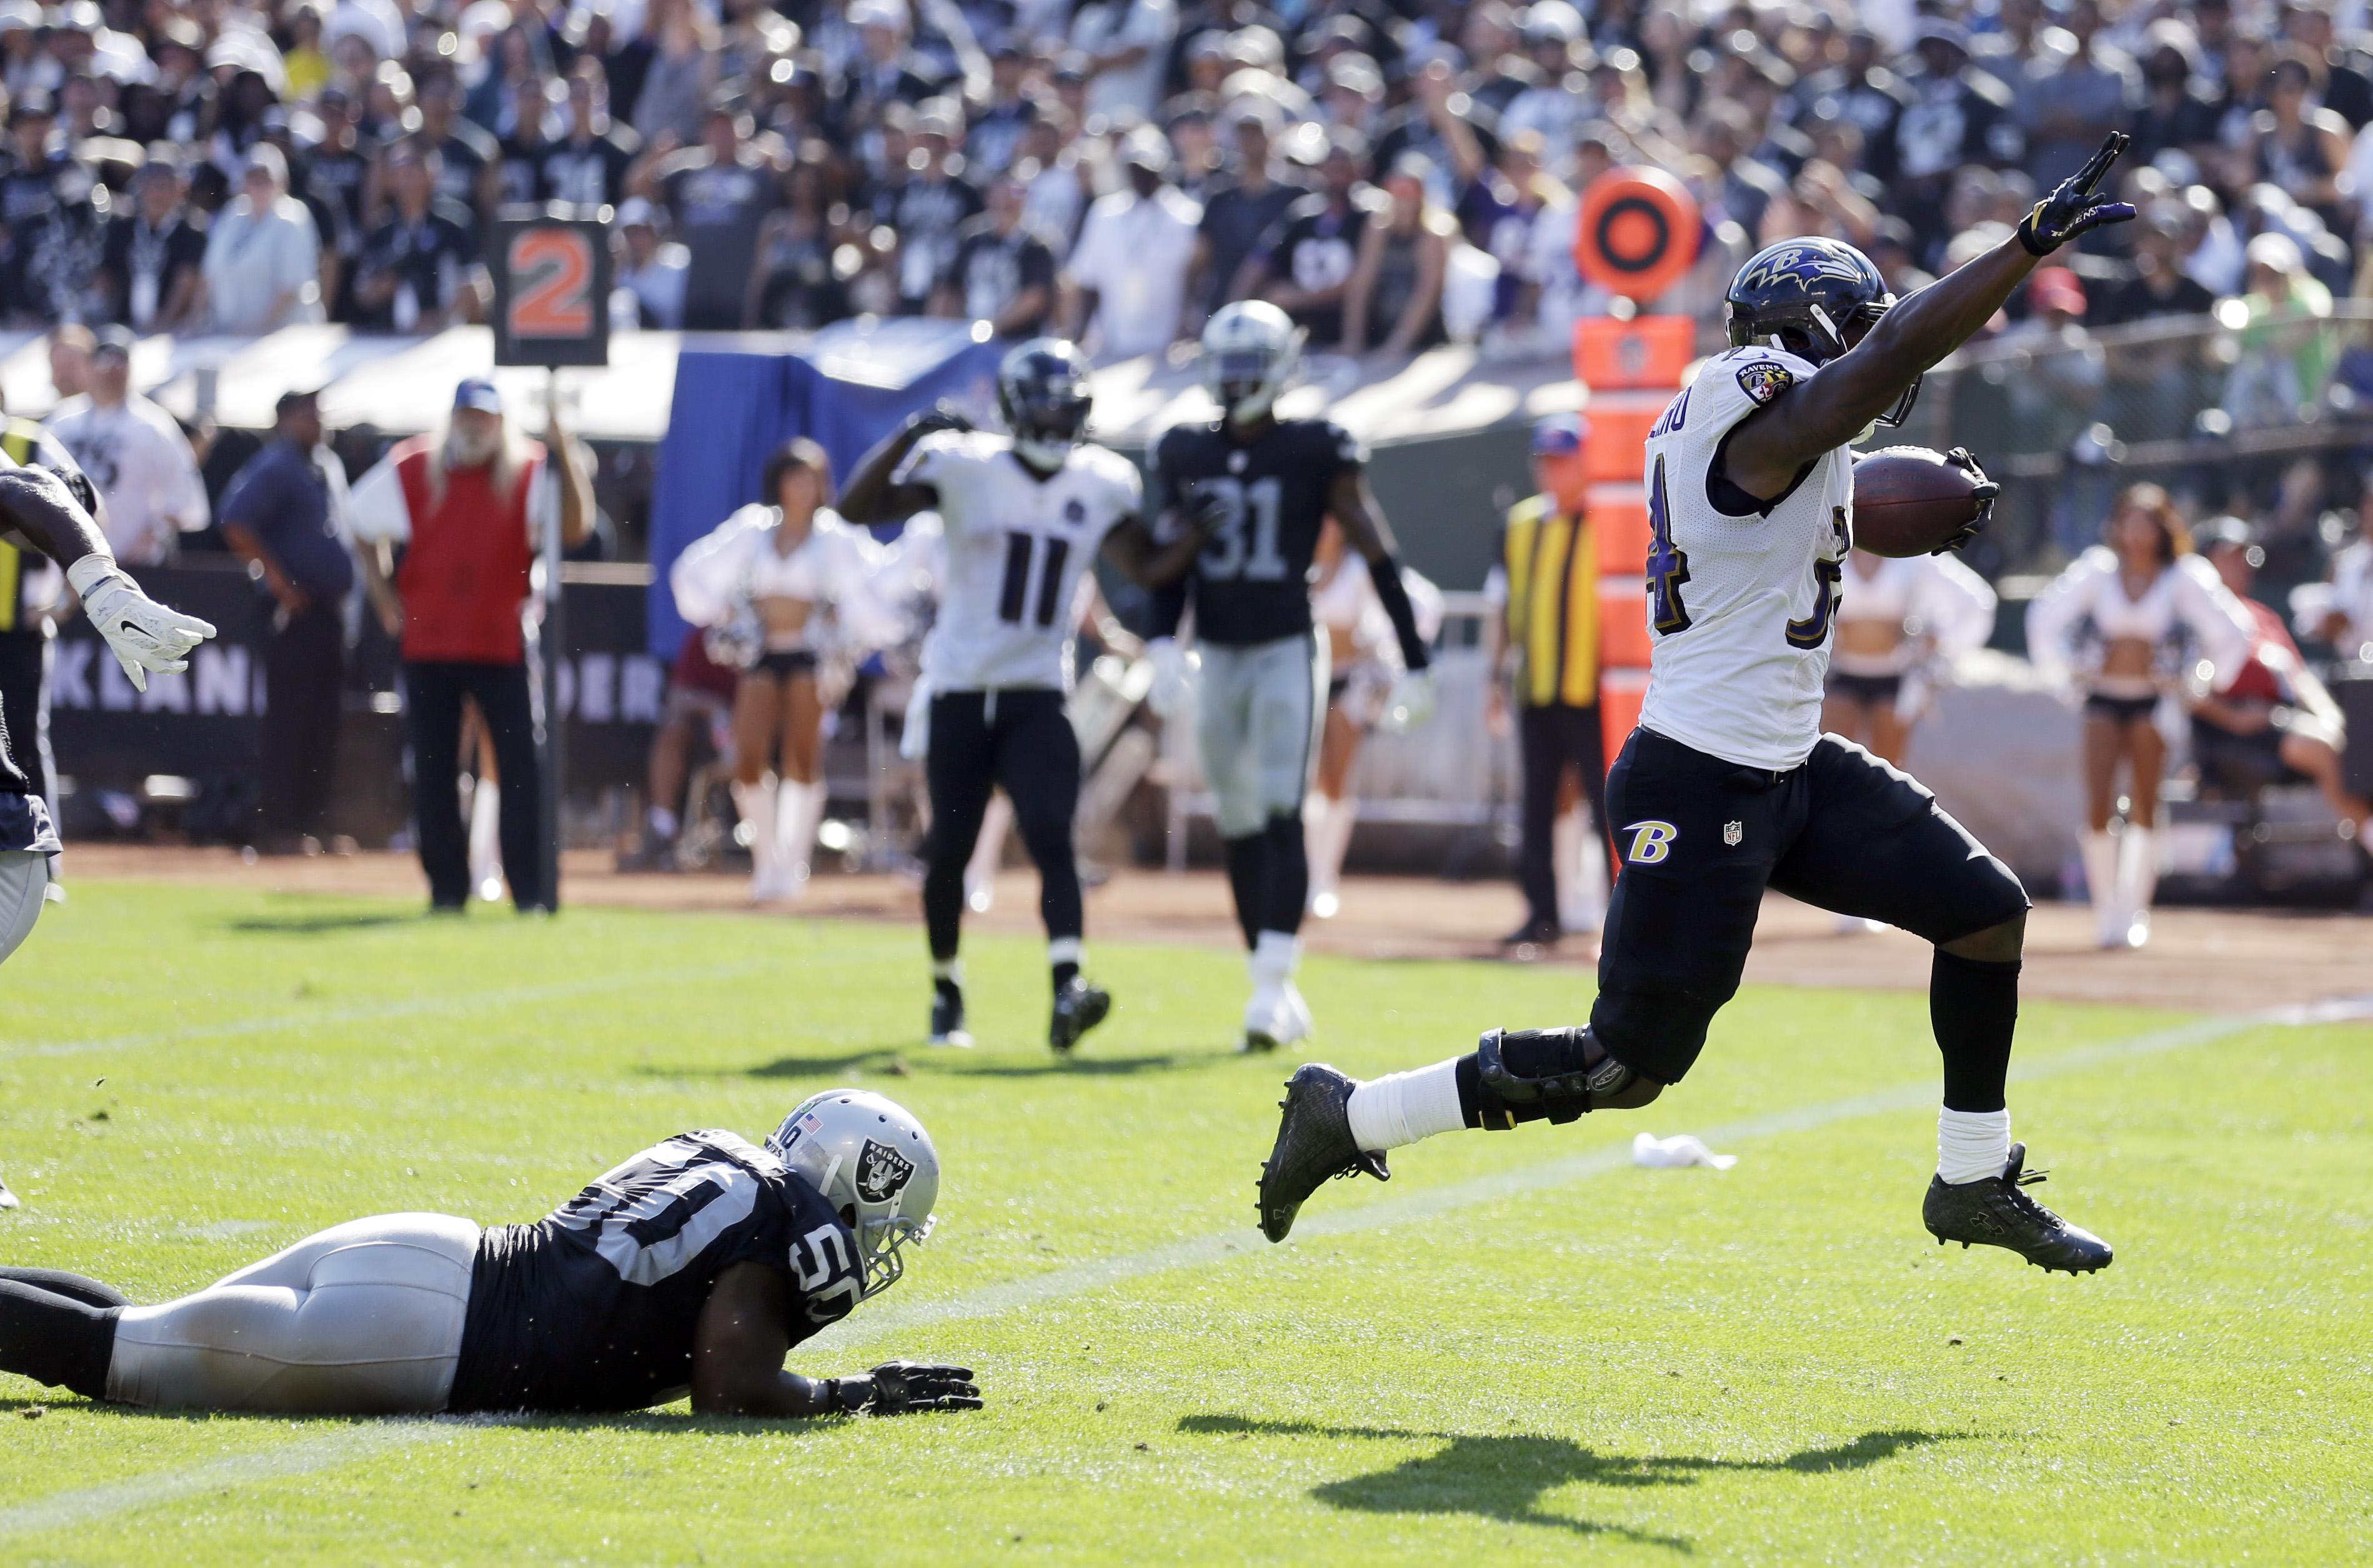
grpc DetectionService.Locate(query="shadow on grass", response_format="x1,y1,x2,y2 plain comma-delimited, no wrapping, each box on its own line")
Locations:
1180,1415,1960,1548
221,911,419,935
641,1048,1216,1081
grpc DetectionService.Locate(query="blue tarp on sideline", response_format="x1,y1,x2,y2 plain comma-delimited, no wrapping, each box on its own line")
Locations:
646,319,1005,659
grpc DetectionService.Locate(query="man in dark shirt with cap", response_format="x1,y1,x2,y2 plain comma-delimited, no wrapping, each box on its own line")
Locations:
218,390,354,852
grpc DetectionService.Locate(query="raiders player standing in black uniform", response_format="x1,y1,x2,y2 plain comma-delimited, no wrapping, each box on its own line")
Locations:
0,438,214,1212
0,1091,980,1418
1146,301,1435,1053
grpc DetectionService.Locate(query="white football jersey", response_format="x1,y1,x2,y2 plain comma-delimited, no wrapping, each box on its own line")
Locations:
1636,345,1856,771
897,430,1142,691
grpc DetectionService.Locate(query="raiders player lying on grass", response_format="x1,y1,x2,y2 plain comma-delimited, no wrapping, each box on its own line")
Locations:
0,1091,979,1419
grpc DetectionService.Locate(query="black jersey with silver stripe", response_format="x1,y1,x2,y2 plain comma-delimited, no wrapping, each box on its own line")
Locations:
448,1130,863,1413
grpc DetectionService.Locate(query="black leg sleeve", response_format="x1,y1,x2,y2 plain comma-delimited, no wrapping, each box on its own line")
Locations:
1932,950,2020,1113
1259,813,1308,938
0,1267,129,1309
0,1279,119,1399
1221,833,1265,950
923,694,997,962
996,694,1085,944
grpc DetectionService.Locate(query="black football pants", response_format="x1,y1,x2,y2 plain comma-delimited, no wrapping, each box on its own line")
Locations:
404,660,547,911
923,688,1082,961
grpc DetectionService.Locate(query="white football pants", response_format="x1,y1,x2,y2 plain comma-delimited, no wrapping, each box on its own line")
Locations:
105,1213,480,1414
0,850,46,966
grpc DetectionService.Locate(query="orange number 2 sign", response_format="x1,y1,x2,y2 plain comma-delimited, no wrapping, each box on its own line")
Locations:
507,228,595,338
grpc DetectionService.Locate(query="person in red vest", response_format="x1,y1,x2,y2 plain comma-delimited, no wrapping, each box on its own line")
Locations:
349,379,592,912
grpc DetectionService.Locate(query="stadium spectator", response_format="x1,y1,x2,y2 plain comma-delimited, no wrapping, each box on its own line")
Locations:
101,157,206,334
618,633,739,871
44,327,209,566
1238,129,1369,345
347,379,591,914
199,146,324,334
937,166,1058,337
1191,102,1305,323
643,99,780,329
1341,154,1450,355
2224,230,2337,429
542,61,642,209
2189,515,2370,839
1485,413,1606,950
352,141,484,334
614,197,690,330
885,100,985,312
1063,127,1200,359
217,390,354,854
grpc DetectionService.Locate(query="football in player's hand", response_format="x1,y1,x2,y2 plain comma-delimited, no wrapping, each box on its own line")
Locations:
1851,446,1996,557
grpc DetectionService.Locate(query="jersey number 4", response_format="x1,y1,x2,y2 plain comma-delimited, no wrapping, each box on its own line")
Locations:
997,532,1072,628
1646,455,1693,633
1195,476,1290,582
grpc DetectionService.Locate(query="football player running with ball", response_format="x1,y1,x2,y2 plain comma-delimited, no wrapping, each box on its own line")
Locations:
842,340,1206,1054
1259,136,2139,1274
0,1091,982,1419
1145,302,1437,1053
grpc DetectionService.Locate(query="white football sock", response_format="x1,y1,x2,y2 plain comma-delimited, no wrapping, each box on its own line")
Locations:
648,805,679,839
933,958,963,985
1251,930,1301,983
1936,1107,2012,1185
1346,1059,1468,1153
1048,936,1084,970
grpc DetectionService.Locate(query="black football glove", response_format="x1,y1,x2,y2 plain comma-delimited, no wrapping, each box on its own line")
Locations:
2016,132,2136,256
908,402,975,439
1933,447,1999,555
1185,482,1235,534
823,1361,982,1416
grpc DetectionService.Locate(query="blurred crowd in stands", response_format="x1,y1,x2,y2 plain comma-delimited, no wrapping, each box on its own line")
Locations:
1,0,2371,350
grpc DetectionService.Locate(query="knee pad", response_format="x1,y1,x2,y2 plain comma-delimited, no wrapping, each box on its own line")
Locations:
1474,1026,1640,1124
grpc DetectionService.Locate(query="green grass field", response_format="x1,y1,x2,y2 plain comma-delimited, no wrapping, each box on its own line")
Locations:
1,881,2368,1566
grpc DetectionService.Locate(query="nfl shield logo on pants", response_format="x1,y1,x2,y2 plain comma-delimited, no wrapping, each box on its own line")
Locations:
1723,820,1743,846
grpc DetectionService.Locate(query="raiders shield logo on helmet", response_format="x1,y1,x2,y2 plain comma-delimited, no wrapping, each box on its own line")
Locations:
1735,360,1796,405
856,1138,917,1204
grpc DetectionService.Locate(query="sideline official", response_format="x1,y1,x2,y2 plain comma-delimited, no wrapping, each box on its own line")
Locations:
217,390,356,853
349,380,590,912
1485,412,1609,948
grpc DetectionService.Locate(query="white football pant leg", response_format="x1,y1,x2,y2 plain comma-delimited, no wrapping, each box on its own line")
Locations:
0,850,47,966
106,1213,480,1414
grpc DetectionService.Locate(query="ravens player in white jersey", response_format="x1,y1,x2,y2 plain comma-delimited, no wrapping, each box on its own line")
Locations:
1258,136,2140,1275
842,340,1206,1053
0,442,214,1213
1145,302,1436,1053
0,1089,982,1419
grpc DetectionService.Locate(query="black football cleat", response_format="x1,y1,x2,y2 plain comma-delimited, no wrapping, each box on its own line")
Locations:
1048,976,1111,1054
928,980,973,1049
1258,1063,1389,1243
1923,1142,2113,1274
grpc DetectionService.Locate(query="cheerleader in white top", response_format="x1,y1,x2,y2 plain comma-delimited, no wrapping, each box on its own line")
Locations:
1824,549,1999,763
2026,485,2256,948
1821,546,1999,933
669,439,890,903
1303,519,1442,920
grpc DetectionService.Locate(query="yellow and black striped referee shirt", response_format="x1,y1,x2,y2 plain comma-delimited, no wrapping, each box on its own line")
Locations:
1500,494,1598,709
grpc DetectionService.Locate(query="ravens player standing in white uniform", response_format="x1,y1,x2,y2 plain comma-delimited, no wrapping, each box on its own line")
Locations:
842,340,1206,1053
1145,302,1436,1053
0,1089,982,1419
0,443,215,1212
1258,137,2140,1275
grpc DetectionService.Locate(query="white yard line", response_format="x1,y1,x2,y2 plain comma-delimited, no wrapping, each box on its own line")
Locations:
5,995,2365,1541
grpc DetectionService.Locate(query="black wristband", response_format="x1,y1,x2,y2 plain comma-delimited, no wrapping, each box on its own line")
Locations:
820,1375,874,1415
2014,206,2052,257
1368,554,1431,672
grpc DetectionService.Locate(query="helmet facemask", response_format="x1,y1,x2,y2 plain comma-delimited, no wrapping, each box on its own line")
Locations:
1200,301,1302,426
769,1088,942,1301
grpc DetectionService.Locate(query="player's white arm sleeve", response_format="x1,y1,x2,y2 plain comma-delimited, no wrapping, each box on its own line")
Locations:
2176,556,2257,692
344,457,413,545
1919,553,1999,660
667,513,759,627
